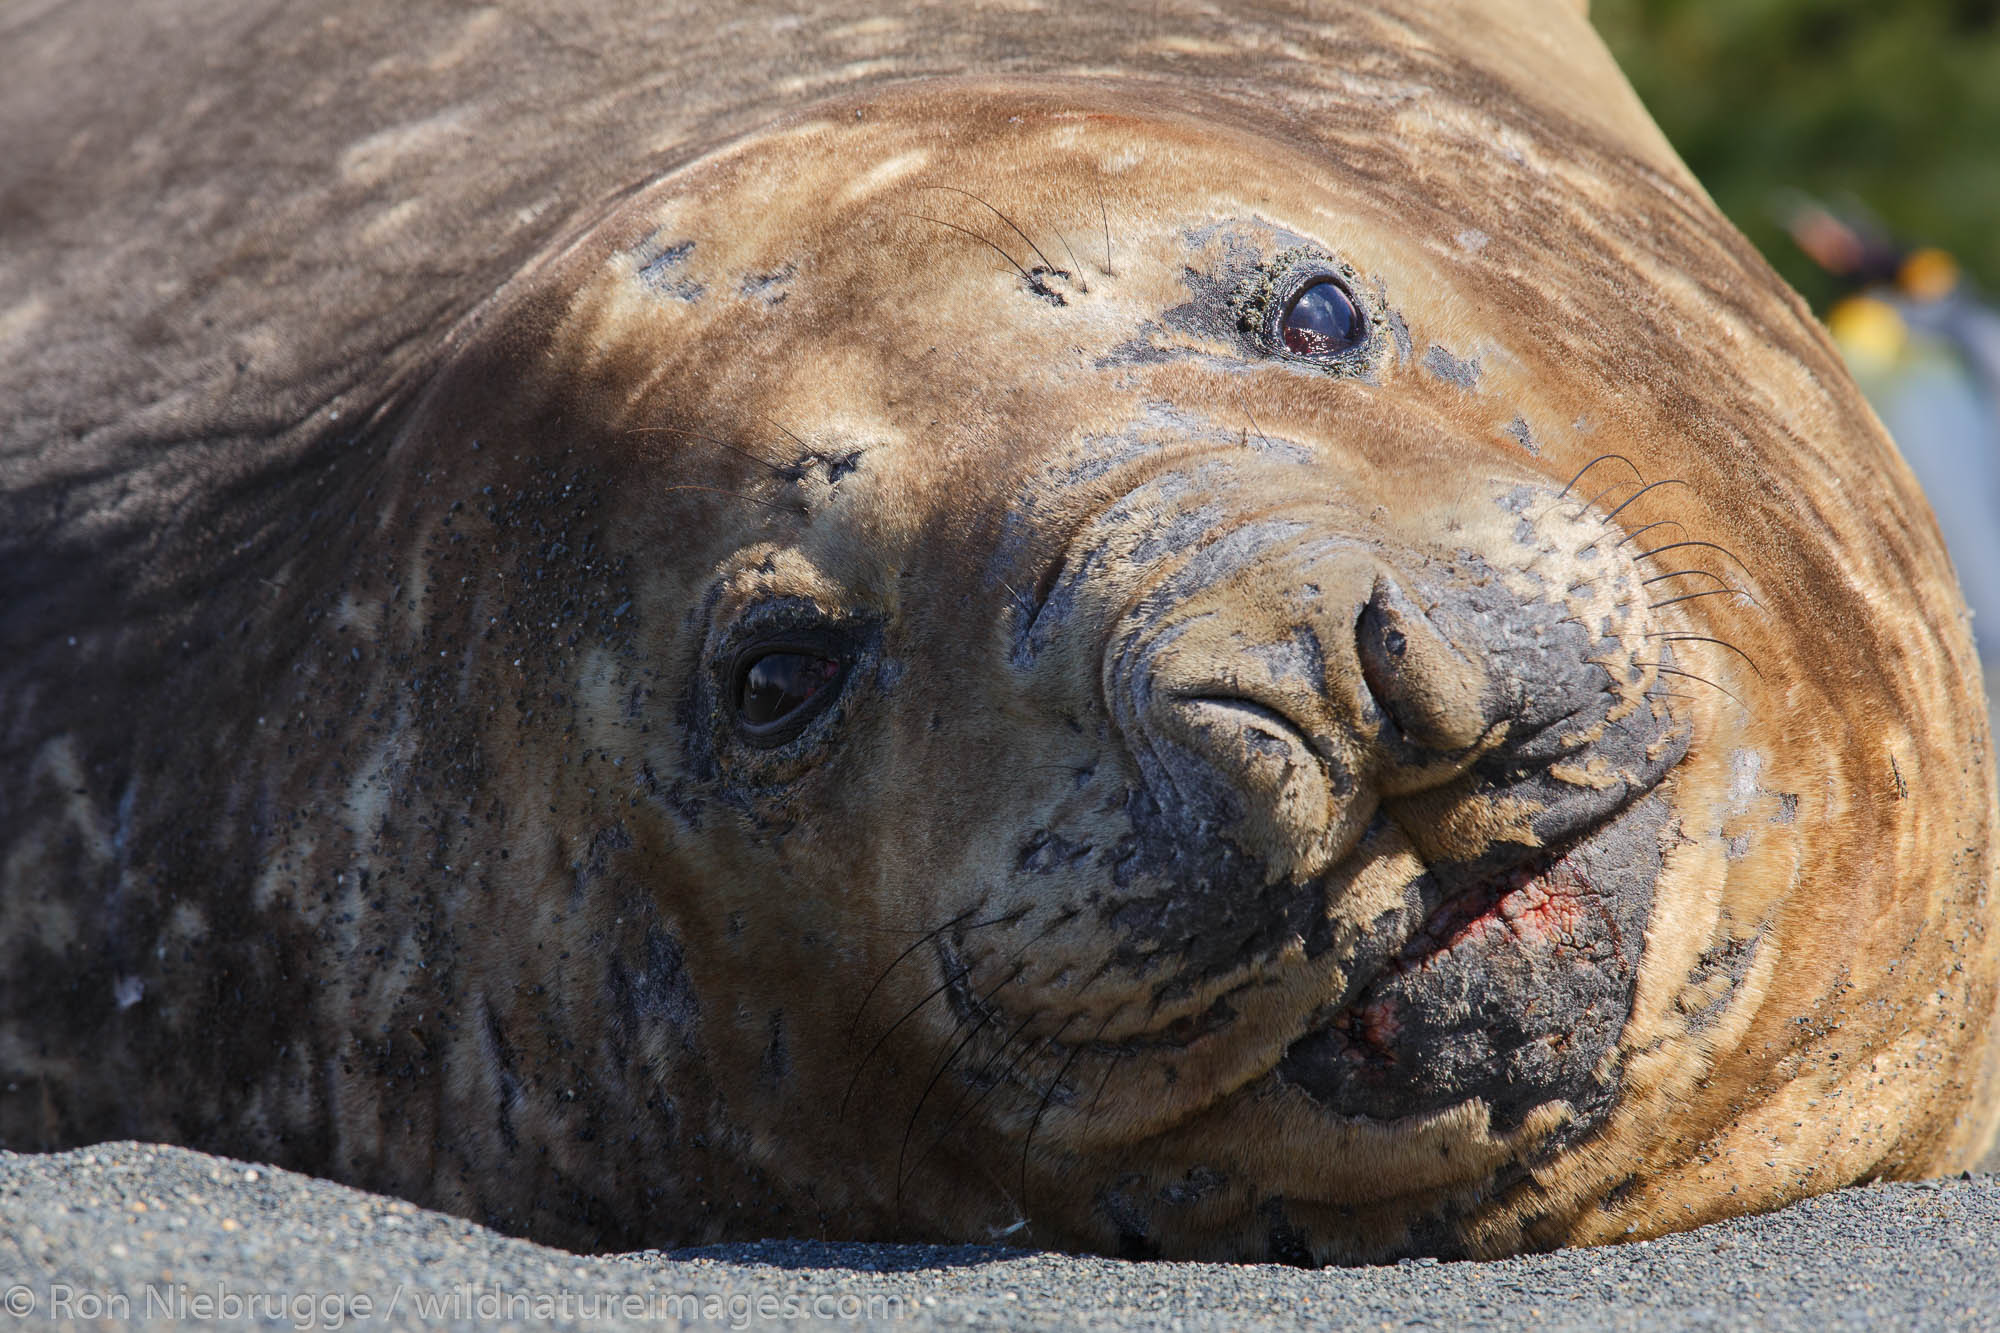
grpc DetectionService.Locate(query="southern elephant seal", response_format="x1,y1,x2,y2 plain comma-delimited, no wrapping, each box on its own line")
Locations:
2,0,1995,1263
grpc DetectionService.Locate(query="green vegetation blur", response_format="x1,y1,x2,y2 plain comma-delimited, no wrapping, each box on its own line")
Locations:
1593,0,2000,310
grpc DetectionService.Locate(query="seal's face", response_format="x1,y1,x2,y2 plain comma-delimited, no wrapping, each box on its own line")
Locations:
349,75,1986,1261
398,81,1707,1258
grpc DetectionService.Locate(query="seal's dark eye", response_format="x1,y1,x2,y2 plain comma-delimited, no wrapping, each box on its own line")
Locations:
735,650,843,736
1280,279,1364,357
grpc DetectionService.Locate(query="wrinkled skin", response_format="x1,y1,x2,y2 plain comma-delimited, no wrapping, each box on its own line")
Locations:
2,2,1996,1263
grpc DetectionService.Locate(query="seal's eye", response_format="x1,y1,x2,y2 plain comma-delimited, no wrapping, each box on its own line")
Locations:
734,649,844,739
1280,279,1364,357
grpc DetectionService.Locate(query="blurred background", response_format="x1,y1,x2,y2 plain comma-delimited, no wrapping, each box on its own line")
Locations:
1592,0,2000,698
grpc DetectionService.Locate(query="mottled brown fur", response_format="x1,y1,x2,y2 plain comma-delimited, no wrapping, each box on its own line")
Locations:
1,0,1995,1262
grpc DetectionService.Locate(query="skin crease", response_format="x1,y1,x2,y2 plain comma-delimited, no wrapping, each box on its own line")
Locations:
1,1,1996,1263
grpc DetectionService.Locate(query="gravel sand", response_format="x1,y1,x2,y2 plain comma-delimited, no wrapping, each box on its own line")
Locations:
1,1143,1995,1330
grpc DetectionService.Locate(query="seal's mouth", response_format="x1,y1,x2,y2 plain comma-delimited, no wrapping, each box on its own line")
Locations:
1394,844,1590,975
1275,789,1672,1132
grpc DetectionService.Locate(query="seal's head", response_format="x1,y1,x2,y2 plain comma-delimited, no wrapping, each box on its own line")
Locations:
258,74,1996,1261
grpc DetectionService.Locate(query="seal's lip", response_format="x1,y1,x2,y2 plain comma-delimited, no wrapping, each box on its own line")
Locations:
1389,840,1589,976
1272,781,1670,1131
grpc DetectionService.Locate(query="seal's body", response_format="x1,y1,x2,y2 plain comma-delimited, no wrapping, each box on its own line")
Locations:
2,1,1995,1261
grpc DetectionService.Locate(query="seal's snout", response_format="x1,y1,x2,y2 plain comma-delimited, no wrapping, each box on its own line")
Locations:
1121,561,1499,882
1082,472,1698,1131
1353,574,1490,758
1101,473,1693,901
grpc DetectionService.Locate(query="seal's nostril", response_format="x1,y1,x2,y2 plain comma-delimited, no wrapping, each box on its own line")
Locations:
1354,579,1489,754
1153,693,1355,880
1356,593,1413,736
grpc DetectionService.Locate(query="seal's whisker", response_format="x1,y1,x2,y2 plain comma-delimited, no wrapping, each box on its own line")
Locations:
1645,663,1747,708
912,1016,1072,1205
925,965,1107,1166
1556,452,1643,500
998,578,1035,618
1582,517,1687,557
914,958,1029,1096
1075,1032,1127,1145
1650,587,1760,611
888,908,1070,1202
916,184,1062,276
1572,478,1635,519
930,1014,1047,1144
1614,519,1687,549
1235,392,1277,454
1643,568,1731,590
871,905,1060,1149
760,415,834,469
622,423,786,474
930,1009,1085,1165
1646,632,1765,678
901,1007,1052,1207
1051,228,1088,294
1098,191,1114,276
763,416,810,450
907,212,1047,295
1076,952,1120,994
1601,477,1693,524
893,965,1029,1213
841,959,976,1122
1636,539,1753,574
1020,1014,1113,1216
846,907,1020,1041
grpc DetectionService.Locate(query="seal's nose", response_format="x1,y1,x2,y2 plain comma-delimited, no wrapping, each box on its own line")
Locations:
1110,535,1502,884
1153,692,1340,884
1102,485,1692,887
1352,575,1490,759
